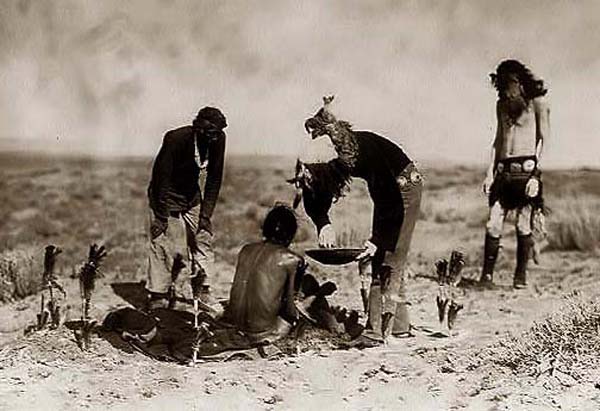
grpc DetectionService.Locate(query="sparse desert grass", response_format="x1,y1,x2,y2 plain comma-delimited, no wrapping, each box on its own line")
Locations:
420,186,486,226
492,292,600,380
546,195,600,252
0,152,598,304
419,165,482,191
0,246,40,302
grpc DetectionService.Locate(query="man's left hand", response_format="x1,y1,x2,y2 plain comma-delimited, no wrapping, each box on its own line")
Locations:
356,240,377,262
150,218,168,240
198,216,213,236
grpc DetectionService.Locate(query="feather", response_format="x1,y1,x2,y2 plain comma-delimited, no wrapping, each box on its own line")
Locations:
435,258,448,284
448,250,465,285
79,244,108,318
42,245,62,285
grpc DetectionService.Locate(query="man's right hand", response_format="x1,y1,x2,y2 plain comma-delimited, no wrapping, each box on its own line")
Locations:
150,218,168,240
318,224,337,248
482,174,494,195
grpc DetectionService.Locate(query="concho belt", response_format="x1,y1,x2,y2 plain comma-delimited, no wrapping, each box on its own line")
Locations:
497,159,536,173
397,169,423,188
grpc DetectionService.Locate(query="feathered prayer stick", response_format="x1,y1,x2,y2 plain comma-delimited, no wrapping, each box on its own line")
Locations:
435,250,465,335
78,244,107,350
37,245,64,329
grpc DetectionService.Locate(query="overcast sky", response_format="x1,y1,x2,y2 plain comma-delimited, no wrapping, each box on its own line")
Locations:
0,0,599,167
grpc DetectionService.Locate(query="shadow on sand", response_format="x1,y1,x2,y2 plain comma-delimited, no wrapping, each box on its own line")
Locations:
414,273,514,292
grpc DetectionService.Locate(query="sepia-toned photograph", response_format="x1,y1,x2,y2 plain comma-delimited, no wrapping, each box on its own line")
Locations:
1,1,599,409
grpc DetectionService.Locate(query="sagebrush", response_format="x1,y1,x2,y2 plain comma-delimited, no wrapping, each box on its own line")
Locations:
491,293,600,380
0,246,40,302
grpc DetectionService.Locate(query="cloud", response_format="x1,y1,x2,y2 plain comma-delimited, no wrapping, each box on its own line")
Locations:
0,0,599,166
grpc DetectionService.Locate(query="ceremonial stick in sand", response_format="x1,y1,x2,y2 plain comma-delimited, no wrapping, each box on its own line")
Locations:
78,244,107,350
189,321,214,365
168,254,186,310
38,245,65,329
435,250,465,335
358,258,371,314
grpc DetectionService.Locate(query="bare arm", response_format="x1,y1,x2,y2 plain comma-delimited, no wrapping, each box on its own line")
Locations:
534,97,550,165
487,101,503,177
280,256,304,325
483,101,502,194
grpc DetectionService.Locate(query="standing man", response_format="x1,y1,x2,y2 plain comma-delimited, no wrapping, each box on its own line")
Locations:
298,96,423,344
480,60,550,289
147,107,227,313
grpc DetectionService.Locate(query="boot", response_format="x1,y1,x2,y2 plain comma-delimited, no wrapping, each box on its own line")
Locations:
363,279,383,342
392,303,411,336
514,234,533,289
480,234,500,285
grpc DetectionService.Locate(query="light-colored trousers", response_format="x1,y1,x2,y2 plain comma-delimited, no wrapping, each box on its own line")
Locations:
486,201,533,238
381,176,423,333
147,204,214,297
364,166,423,339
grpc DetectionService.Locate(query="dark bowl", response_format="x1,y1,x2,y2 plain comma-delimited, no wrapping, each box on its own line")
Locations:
304,248,365,265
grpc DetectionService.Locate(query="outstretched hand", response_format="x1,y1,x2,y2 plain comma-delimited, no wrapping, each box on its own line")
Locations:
318,224,337,248
356,240,377,262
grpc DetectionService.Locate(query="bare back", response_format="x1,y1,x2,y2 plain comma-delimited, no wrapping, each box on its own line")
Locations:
224,242,301,335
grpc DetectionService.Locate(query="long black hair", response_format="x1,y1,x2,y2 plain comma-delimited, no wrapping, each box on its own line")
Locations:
302,159,352,202
490,60,548,101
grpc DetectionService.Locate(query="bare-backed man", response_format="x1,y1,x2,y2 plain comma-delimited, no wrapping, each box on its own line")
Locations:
480,60,550,289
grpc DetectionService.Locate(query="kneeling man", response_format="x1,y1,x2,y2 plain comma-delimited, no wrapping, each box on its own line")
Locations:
221,204,306,343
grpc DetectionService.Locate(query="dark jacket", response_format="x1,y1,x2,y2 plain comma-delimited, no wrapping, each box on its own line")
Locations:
148,125,226,223
304,131,412,251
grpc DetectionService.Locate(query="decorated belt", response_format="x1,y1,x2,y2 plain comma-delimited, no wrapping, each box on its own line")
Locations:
396,163,423,188
496,158,537,174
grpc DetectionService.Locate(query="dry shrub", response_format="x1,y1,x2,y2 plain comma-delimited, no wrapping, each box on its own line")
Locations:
547,196,600,251
492,293,600,380
0,246,40,302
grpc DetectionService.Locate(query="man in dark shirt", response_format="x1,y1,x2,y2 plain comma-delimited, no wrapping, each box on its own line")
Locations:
297,96,423,343
221,204,304,343
147,107,226,313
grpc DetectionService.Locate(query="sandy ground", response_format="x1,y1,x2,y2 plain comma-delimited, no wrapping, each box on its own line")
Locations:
2,228,600,411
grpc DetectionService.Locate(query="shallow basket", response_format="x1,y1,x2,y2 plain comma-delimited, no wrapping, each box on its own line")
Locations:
304,248,365,265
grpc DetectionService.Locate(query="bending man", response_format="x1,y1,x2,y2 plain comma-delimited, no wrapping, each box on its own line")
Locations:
297,96,423,343
147,107,227,313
